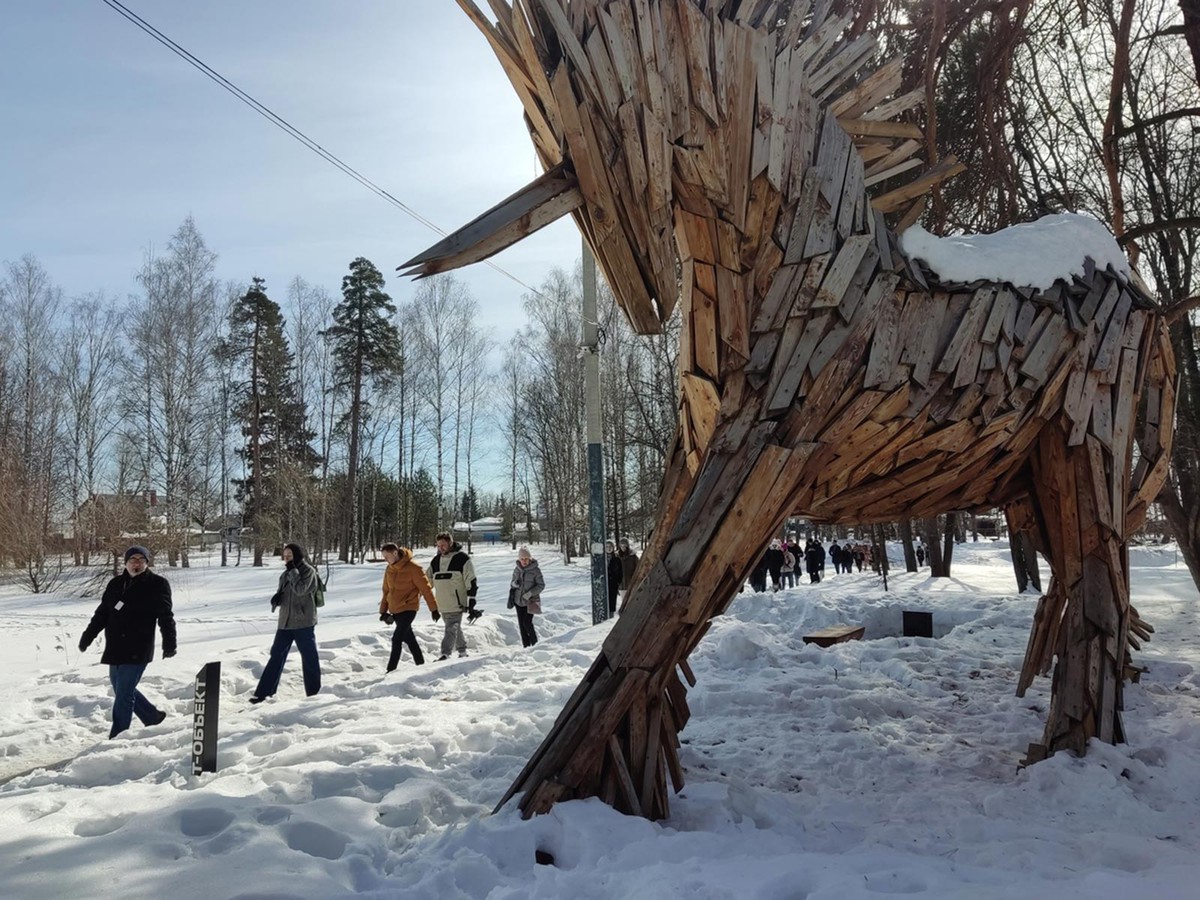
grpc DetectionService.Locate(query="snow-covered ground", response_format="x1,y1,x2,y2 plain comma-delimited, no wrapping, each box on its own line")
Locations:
1,541,1198,899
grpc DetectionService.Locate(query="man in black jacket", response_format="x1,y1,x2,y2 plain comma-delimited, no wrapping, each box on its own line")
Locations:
604,541,622,617
79,545,177,738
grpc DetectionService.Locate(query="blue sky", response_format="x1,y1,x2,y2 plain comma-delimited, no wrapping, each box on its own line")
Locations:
0,1,580,334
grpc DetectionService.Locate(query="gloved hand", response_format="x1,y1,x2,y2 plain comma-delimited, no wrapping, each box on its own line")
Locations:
163,648,177,658
467,608,483,622
431,610,440,622
78,637,90,653
270,591,282,611
380,612,394,625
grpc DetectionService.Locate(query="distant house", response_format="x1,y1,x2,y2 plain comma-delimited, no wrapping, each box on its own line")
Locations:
452,516,542,543
70,490,161,541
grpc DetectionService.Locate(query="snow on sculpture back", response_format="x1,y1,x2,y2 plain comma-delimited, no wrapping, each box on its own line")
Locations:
404,0,1175,819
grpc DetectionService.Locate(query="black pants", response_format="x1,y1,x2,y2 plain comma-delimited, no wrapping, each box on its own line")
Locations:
607,585,619,617
387,610,424,670
516,605,538,647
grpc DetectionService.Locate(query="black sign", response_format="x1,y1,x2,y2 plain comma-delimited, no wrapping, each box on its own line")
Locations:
191,662,220,774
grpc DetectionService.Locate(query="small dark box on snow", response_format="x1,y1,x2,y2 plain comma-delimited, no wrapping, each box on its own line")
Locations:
902,611,934,638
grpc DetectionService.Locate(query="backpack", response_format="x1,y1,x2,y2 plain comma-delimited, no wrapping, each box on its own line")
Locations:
314,573,327,608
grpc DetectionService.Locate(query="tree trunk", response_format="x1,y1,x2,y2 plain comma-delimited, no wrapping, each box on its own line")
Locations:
898,519,918,572
923,517,948,576
942,512,957,576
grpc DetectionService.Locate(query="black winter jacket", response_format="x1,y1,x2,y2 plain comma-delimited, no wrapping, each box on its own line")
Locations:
81,570,176,665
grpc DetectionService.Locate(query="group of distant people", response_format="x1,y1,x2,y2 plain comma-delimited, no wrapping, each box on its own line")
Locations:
745,534,926,592
77,533,640,740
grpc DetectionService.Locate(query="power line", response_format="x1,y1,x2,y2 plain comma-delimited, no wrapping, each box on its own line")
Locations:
100,0,544,296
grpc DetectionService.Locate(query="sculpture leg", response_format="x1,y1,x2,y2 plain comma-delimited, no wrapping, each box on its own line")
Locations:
1021,421,1131,761
497,409,810,819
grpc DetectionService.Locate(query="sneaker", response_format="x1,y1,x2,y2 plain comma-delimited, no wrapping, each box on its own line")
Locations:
436,655,449,661
249,696,265,705
458,650,469,658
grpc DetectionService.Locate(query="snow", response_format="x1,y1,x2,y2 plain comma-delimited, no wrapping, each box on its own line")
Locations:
2,541,1199,899
899,213,1131,290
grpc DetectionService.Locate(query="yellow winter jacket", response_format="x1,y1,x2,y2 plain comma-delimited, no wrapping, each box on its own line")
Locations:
379,549,438,615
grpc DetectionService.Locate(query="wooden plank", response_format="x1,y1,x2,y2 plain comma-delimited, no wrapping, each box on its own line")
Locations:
814,109,854,209
1019,315,1070,385
871,156,966,213
717,265,750,361
802,624,865,646
766,45,792,191
909,292,948,386
678,0,720,125
598,5,639,104
838,118,923,139
681,372,721,451
401,165,582,276
640,702,664,814
837,149,865,239
864,139,922,178
813,235,875,308
829,56,902,118
584,24,623,118
607,734,643,816
1090,384,1114,450
862,87,925,122
864,157,924,188
936,289,990,375
1093,289,1133,377
864,287,902,388
659,701,685,792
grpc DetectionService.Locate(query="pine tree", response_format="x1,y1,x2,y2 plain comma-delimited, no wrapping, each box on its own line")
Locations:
222,277,320,565
324,258,401,561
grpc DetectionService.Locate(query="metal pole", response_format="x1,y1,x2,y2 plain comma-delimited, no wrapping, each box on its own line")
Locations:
583,242,609,624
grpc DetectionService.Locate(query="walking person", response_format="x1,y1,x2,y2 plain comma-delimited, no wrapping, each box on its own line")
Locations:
605,541,622,617
78,545,176,738
749,552,769,593
805,539,824,584
765,539,785,591
427,532,481,660
780,542,796,589
378,543,437,672
829,540,843,574
250,543,321,704
616,538,639,611
508,546,545,648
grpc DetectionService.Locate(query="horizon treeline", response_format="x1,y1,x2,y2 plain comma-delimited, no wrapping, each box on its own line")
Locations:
0,217,679,589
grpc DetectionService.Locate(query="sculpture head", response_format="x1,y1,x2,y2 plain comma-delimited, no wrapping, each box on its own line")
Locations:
402,2,959,340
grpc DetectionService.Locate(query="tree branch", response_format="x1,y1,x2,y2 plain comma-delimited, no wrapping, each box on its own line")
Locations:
1113,106,1200,138
1116,216,1200,244
1164,295,1200,323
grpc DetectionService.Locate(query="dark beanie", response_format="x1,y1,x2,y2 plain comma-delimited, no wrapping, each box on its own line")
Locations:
125,545,151,562
284,543,306,563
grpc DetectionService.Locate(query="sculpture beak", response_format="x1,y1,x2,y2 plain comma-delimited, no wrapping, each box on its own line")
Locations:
399,162,582,278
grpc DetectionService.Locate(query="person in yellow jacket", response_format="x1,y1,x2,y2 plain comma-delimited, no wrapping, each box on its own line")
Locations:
378,543,438,671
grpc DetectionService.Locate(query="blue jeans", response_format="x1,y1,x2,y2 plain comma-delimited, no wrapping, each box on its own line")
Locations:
108,664,160,738
255,627,321,698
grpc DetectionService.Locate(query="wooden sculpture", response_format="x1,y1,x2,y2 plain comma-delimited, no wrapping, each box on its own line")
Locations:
403,0,1176,818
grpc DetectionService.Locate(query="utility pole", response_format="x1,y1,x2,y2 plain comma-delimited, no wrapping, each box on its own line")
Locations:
582,242,609,624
